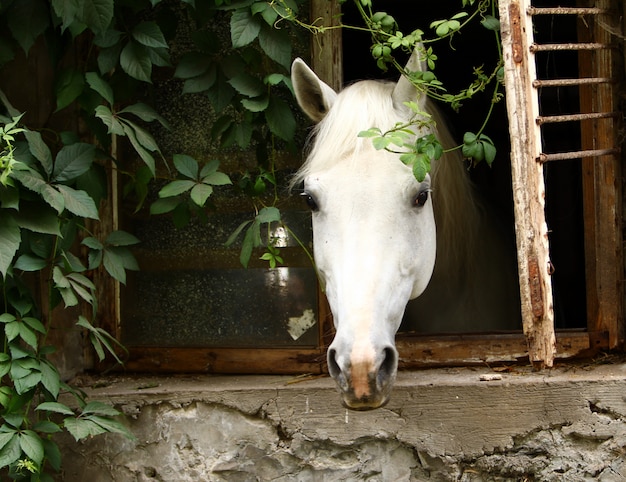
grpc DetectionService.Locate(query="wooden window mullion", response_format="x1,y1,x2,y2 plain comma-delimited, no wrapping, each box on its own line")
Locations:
499,0,557,368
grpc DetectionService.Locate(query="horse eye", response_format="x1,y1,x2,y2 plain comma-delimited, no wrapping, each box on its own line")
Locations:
301,192,319,211
413,190,429,208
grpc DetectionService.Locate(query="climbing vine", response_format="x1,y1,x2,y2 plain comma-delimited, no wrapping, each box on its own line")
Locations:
0,0,505,477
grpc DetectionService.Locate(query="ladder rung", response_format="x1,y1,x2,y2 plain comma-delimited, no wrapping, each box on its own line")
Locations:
530,42,611,52
537,148,620,163
533,77,614,88
537,112,617,125
528,7,610,16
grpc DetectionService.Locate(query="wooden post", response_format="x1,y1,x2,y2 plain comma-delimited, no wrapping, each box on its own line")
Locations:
499,0,556,368
309,0,343,90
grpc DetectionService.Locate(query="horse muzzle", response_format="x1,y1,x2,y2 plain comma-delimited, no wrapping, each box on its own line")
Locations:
327,344,398,410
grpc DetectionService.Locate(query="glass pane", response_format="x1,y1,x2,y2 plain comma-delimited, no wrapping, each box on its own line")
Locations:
122,267,318,347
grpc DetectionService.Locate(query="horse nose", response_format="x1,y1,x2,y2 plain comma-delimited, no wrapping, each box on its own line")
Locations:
327,344,398,410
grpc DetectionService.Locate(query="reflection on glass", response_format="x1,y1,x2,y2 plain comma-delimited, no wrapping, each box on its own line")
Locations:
122,268,318,347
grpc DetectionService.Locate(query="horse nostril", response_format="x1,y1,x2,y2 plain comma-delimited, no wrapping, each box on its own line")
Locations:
327,348,341,379
378,346,398,385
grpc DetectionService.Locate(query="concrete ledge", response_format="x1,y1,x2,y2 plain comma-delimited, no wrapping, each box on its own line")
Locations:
59,364,626,481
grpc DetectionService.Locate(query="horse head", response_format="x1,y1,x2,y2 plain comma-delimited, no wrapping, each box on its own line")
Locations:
291,51,437,409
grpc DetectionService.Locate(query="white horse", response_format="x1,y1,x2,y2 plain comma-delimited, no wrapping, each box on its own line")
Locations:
291,50,520,410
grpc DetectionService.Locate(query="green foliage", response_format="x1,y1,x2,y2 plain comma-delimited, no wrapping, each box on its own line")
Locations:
0,0,507,474
287,0,505,179
0,111,136,477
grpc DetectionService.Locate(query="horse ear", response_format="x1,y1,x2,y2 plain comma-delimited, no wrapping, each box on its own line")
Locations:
291,58,338,123
392,47,428,112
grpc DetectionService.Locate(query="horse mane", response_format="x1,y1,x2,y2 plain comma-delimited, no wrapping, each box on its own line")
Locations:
292,79,482,274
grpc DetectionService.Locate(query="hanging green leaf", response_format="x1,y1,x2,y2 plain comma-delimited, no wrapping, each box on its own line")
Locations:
56,185,99,219
55,68,86,112
23,130,53,176
265,97,295,141
85,72,114,105
6,0,49,54
132,21,168,49
52,143,96,182
173,154,199,180
0,212,20,278
78,0,115,36
95,105,125,135
119,103,169,128
258,25,291,70
230,9,262,48
120,41,152,83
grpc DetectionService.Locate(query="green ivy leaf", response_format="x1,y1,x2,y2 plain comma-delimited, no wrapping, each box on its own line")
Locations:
120,119,159,152
105,231,140,247
131,21,168,49
372,136,391,150
149,197,180,215
121,122,156,175
33,421,61,434
251,1,278,25
18,323,37,350
230,9,262,48
241,96,269,113
174,52,212,79
5,321,19,342
95,105,124,135
119,103,169,129
89,415,135,440
228,72,265,98
39,361,60,399
173,154,199,180
97,44,122,75
36,402,74,416
224,220,252,247
190,183,213,207
202,171,231,186
85,72,114,105
53,143,96,182
481,15,501,31
120,41,152,83
23,130,53,176
55,68,86,112
14,202,61,235
256,206,281,224
205,73,235,113
0,435,21,469
103,247,138,284
6,0,49,54
0,212,20,278
483,138,497,166
0,355,9,378
265,97,295,142
19,430,44,466
55,185,99,219
239,225,256,268
63,417,107,441
79,0,114,36
182,68,217,94
39,184,65,214
51,0,79,32
13,370,42,395
158,180,196,198
258,25,291,70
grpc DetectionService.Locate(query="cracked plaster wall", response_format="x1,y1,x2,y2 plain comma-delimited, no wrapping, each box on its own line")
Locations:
57,367,626,481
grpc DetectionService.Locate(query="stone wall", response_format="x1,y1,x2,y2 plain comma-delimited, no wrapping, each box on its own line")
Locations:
58,364,626,481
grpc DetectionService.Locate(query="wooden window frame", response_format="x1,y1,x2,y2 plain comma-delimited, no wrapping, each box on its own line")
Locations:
97,0,623,374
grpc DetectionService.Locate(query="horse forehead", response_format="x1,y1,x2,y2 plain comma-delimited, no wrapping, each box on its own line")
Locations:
309,155,415,199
